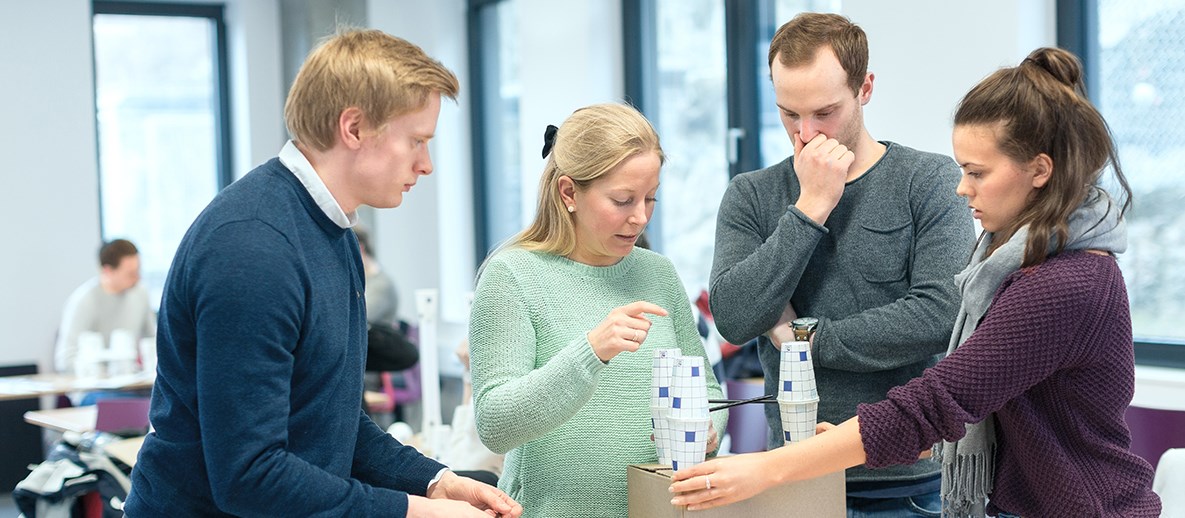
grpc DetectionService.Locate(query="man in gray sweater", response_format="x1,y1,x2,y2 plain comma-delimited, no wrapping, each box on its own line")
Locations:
709,13,973,515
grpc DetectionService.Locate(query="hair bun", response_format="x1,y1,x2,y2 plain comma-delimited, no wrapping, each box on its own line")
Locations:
1024,47,1086,93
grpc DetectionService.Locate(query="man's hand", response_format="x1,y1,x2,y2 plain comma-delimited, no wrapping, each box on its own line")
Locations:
764,303,798,346
418,471,522,517
792,133,855,224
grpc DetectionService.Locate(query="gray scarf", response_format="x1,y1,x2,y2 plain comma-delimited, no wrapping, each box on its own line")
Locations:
937,187,1127,517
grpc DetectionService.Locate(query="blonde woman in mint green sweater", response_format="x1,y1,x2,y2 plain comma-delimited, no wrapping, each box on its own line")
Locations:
469,103,728,517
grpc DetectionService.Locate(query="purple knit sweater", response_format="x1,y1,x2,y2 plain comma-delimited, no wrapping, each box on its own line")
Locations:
858,251,1161,517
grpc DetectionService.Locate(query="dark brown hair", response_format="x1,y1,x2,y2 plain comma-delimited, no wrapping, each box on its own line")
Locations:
768,12,868,95
99,239,138,268
955,47,1132,266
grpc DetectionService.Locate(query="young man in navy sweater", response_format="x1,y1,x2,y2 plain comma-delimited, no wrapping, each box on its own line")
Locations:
125,29,522,518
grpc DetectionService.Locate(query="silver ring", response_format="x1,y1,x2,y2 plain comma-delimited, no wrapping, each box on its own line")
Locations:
705,477,712,490
634,329,641,342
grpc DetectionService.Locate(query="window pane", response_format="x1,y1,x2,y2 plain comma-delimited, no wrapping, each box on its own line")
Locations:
653,0,728,295
93,13,221,301
1097,0,1185,343
760,0,843,167
477,0,523,254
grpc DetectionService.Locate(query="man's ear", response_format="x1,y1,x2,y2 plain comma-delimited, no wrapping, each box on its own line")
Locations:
858,72,875,106
1030,153,1053,189
338,107,366,150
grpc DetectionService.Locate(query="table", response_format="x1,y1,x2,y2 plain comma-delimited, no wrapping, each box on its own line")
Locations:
23,391,391,468
23,406,98,433
21,392,388,433
0,373,154,402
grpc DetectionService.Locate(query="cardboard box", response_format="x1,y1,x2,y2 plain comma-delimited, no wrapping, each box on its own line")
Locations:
628,463,844,518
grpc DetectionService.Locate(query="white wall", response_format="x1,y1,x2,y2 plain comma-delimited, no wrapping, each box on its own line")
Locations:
0,0,285,371
0,0,101,369
847,0,1056,156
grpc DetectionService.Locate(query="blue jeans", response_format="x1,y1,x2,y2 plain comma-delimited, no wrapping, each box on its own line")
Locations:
847,489,942,518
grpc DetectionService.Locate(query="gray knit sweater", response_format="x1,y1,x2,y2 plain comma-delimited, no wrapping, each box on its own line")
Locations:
709,142,974,483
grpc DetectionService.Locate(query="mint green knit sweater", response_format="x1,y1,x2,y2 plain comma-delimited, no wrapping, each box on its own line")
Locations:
469,247,728,518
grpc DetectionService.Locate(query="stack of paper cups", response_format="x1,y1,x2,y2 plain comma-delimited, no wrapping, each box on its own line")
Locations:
138,337,157,376
650,349,681,465
778,341,819,444
108,329,139,376
668,355,710,471
75,331,105,378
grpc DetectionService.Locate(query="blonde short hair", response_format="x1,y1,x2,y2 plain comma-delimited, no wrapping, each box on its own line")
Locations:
284,28,459,151
509,103,664,257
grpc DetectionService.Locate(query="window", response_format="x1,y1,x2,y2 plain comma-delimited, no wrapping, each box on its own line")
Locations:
469,0,522,262
92,2,231,301
1061,0,1185,364
624,0,839,295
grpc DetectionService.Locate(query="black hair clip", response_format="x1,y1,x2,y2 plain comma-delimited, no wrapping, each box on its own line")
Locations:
541,124,559,159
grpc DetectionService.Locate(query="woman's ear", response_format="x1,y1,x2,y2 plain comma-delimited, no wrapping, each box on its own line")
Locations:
558,176,577,211
1029,153,1053,189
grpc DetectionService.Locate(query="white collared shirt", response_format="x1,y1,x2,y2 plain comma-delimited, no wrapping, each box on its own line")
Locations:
278,140,357,229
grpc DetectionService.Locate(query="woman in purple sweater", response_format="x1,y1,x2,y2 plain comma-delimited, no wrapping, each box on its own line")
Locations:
670,47,1161,517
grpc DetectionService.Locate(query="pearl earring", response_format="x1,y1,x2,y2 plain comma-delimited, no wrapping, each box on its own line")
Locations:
567,206,575,213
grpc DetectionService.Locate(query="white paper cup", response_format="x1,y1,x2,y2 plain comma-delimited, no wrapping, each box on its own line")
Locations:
651,406,672,465
651,349,680,407
667,417,711,471
669,356,708,420
778,398,819,444
779,341,817,402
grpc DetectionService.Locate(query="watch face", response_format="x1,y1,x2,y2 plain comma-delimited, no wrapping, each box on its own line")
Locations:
792,317,819,329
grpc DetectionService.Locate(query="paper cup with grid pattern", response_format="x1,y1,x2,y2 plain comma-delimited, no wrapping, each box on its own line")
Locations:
778,398,819,444
668,356,708,420
651,405,673,465
778,340,817,402
667,417,710,471
651,348,681,408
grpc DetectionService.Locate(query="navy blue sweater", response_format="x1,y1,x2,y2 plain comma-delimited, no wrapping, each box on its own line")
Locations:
125,159,444,517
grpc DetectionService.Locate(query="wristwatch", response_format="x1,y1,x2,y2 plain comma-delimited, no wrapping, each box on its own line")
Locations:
791,317,819,342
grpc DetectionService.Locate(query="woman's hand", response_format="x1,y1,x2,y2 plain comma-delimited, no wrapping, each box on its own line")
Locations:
587,301,668,362
668,453,779,511
706,423,719,455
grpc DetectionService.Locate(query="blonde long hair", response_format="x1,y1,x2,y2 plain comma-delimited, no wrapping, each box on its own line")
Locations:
506,103,664,257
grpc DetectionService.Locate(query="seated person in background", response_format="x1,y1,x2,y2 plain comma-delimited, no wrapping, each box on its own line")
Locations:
468,103,728,517
355,225,418,373
55,238,155,376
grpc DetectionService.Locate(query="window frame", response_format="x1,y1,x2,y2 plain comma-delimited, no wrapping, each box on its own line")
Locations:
92,0,233,198
1058,0,1185,368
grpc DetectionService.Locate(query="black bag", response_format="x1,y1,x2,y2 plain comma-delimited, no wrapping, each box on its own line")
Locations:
366,322,419,372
